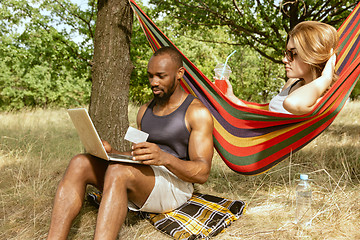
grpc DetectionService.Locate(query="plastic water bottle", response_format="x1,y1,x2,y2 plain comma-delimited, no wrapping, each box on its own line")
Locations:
295,174,312,226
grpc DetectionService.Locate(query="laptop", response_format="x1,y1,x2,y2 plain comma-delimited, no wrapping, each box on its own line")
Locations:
67,108,142,164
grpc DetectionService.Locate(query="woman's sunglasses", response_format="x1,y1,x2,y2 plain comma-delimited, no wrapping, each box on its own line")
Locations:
284,49,296,62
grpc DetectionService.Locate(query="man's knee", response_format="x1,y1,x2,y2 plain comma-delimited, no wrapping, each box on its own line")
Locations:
104,164,138,189
104,164,155,194
64,154,104,182
67,154,93,172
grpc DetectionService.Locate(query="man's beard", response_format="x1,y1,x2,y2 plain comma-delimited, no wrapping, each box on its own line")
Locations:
153,77,176,105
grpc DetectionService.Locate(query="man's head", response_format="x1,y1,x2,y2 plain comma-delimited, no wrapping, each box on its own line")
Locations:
147,47,185,105
152,46,183,69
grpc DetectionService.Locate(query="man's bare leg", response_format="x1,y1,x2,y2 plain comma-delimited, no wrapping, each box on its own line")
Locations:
93,163,155,240
47,154,107,240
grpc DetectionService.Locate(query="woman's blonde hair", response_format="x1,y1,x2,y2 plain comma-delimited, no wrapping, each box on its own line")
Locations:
288,21,339,83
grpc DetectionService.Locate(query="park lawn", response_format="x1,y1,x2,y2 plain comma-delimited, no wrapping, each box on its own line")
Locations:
0,101,359,239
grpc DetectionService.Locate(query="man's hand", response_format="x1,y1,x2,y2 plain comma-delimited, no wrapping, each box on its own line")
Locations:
131,142,168,165
101,140,112,153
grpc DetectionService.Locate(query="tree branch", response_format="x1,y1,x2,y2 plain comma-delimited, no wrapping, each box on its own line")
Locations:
53,0,95,40
21,5,92,67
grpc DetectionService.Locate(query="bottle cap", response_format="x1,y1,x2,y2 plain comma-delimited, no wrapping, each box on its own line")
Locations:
300,174,309,180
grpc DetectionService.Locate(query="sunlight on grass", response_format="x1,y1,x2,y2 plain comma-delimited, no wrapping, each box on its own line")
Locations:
0,101,359,239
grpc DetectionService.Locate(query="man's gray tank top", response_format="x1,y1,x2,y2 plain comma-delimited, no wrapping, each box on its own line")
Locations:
141,94,195,161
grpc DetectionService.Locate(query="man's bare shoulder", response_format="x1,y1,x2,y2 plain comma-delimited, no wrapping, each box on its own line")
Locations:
187,97,213,125
189,98,210,112
139,100,151,111
137,100,152,128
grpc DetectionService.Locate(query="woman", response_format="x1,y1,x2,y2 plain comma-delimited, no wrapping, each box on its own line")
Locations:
225,21,339,115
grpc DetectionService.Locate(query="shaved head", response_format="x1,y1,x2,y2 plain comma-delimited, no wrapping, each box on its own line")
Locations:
152,46,183,69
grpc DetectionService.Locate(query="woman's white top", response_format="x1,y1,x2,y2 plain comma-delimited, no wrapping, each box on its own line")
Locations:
269,80,302,114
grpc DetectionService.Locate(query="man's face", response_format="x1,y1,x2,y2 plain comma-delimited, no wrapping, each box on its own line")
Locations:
147,54,179,104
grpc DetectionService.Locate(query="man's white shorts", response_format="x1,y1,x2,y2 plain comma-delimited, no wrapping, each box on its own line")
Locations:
128,165,193,213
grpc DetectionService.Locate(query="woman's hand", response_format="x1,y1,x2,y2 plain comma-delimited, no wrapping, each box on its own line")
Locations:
322,51,336,80
212,77,235,98
222,78,247,106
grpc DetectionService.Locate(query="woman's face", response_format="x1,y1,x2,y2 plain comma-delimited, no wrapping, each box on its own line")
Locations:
283,37,313,83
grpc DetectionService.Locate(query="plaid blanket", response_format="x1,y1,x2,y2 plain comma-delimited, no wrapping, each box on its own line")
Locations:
87,192,246,240
142,193,246,240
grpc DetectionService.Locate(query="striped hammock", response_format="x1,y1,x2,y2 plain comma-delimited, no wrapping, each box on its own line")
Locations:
130,0,360,175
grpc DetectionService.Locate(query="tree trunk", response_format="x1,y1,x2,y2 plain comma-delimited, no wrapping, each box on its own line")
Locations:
90,0,133,151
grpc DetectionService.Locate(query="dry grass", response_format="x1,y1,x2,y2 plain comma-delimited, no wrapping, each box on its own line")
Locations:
0,101,359,240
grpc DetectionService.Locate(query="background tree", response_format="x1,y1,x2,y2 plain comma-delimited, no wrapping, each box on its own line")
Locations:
0,0,154,107
89,0,133,150
149,0,360,99
0,0,95,110
1,0,359,113
0,0,135,149
127,4,285,104
150,0,358,63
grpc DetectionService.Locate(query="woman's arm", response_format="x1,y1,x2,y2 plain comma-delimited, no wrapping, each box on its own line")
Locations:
223,78,248,106
283,54,336,115
224,76,295,107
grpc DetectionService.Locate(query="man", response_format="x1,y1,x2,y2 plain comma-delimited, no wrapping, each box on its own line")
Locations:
47,47,214,240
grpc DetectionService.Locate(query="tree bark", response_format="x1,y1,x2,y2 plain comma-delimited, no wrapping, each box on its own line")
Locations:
90,0,133,151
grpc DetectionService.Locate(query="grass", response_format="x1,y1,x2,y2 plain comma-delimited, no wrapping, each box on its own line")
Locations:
0,101,359,239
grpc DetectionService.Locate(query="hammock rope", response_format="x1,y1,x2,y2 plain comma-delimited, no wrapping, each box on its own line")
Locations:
130,0,360,175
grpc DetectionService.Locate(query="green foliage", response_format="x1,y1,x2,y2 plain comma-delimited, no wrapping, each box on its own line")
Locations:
147,0,360,101
1,0,359,109
230,48,285,103
0,0,94,110
129,3,154,104
151,18,284,103
0,0,155,108
150,0,358,63
0,60,90,110
350,78,360,100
